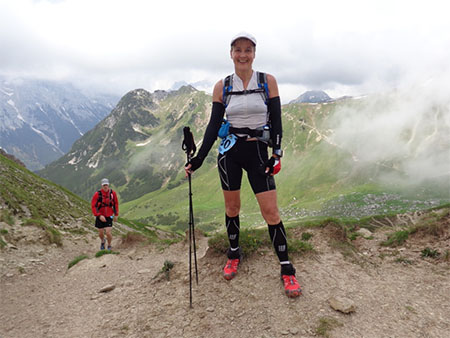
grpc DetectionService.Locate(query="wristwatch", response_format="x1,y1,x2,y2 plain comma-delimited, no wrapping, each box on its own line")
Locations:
273,149,283,158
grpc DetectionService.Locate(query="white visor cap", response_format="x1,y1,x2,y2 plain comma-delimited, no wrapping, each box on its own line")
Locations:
231,32,257,46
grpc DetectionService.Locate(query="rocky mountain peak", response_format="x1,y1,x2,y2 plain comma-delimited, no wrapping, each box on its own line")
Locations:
175,85,198,95
289,90,331,104
116,89,155,111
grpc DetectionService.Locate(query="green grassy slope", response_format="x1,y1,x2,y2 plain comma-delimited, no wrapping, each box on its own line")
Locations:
120,99,450,232
0,152,92,233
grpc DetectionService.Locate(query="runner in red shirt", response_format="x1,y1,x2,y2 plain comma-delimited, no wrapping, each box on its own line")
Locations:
91,178,119,250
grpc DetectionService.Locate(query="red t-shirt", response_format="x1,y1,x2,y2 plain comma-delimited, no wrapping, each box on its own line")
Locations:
91,189,119,217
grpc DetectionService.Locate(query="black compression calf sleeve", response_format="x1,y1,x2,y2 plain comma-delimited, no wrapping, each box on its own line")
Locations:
268,96,282,150
196,102,225,160
226,214,240,250
268,221,289,263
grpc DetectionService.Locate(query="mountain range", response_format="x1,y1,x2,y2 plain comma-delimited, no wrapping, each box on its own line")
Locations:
0,77,119,170
38,85,450,232
39,85,211,203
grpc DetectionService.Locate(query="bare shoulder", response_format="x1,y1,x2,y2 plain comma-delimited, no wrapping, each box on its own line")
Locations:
212,79,224,103
265,73,279,98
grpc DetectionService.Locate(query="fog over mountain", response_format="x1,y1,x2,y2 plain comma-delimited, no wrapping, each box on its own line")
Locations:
329,76,450,184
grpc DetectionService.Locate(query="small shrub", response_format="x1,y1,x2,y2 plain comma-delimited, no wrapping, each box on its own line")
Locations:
239,228,271,256
0,229,8,235
348,232,358,241
155,260,175,280
381,230,410,247
0,238,7,249
421,247,440,258
301,232,313,241
68,254,89,269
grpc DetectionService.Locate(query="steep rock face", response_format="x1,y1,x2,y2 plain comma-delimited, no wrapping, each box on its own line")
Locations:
289,90,331,104
0,77,118,170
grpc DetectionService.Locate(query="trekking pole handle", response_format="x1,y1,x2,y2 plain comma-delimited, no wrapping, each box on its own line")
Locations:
182,126,196,158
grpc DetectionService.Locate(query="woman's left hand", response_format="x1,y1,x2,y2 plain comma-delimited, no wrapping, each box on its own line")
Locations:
261,156,281,176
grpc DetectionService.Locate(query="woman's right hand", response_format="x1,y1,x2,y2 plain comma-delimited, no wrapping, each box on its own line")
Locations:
184,156,204,176
184,163,193,177
99,215,106,222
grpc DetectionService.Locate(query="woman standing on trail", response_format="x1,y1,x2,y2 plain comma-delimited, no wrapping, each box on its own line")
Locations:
184,32,301,298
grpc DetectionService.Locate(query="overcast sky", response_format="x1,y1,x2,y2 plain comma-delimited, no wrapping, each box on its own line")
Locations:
1,0,449,102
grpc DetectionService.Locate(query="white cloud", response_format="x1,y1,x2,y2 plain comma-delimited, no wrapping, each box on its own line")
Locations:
1,0,449,102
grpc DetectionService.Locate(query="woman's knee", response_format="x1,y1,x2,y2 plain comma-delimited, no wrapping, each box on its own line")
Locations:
225,204,240,217
223,191,241,217
262,208,280,224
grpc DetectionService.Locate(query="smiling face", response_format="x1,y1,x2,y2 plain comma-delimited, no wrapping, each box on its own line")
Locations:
102,184,109,192
230,38,255,73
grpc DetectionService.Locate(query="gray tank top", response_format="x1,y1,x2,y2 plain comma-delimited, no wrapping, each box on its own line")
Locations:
224,71,268,130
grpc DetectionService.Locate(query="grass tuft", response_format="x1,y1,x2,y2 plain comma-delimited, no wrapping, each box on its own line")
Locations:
288,238,315,254
95,250,119,258
316,317,343,337
301,232,313,241
68,254,89,269
0,210,15,225
421,247,440,258
208,228,271,257
381,230,410,247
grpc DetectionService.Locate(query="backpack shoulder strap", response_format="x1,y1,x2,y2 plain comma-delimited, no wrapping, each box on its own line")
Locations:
96,190,102,211
256,71,269,105
222,74,233,108
110,190,117,214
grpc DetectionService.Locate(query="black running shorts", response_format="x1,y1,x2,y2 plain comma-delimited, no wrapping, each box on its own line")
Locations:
95,216,113,229
217,138,276,194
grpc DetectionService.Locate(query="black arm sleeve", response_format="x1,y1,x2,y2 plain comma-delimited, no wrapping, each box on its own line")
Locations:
268,96,282,150
197,102,225,160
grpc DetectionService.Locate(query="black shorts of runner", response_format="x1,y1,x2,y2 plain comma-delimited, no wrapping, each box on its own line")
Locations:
95,216,113,229
217,138,276,194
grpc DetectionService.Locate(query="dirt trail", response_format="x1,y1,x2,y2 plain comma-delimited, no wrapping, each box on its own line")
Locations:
1,224,449,338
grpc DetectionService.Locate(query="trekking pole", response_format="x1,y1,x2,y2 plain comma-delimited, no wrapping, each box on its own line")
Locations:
182,126,199,308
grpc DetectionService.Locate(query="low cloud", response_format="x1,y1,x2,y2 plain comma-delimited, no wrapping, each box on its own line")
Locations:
329,71,450,184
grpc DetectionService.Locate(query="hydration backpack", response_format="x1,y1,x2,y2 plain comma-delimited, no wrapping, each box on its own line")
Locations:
96,190,116,214
222,71,269,108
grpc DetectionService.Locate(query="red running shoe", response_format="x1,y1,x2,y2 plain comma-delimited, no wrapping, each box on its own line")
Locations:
282,274,302,298
223,258,240,280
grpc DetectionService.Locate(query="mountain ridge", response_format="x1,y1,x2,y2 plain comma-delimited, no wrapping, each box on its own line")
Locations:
0,76,119,170
38,85,211,203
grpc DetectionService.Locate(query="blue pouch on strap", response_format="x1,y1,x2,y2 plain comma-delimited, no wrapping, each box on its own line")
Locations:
218,119,230,139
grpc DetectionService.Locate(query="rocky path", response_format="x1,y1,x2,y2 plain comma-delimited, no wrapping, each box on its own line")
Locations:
1,224,449,338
